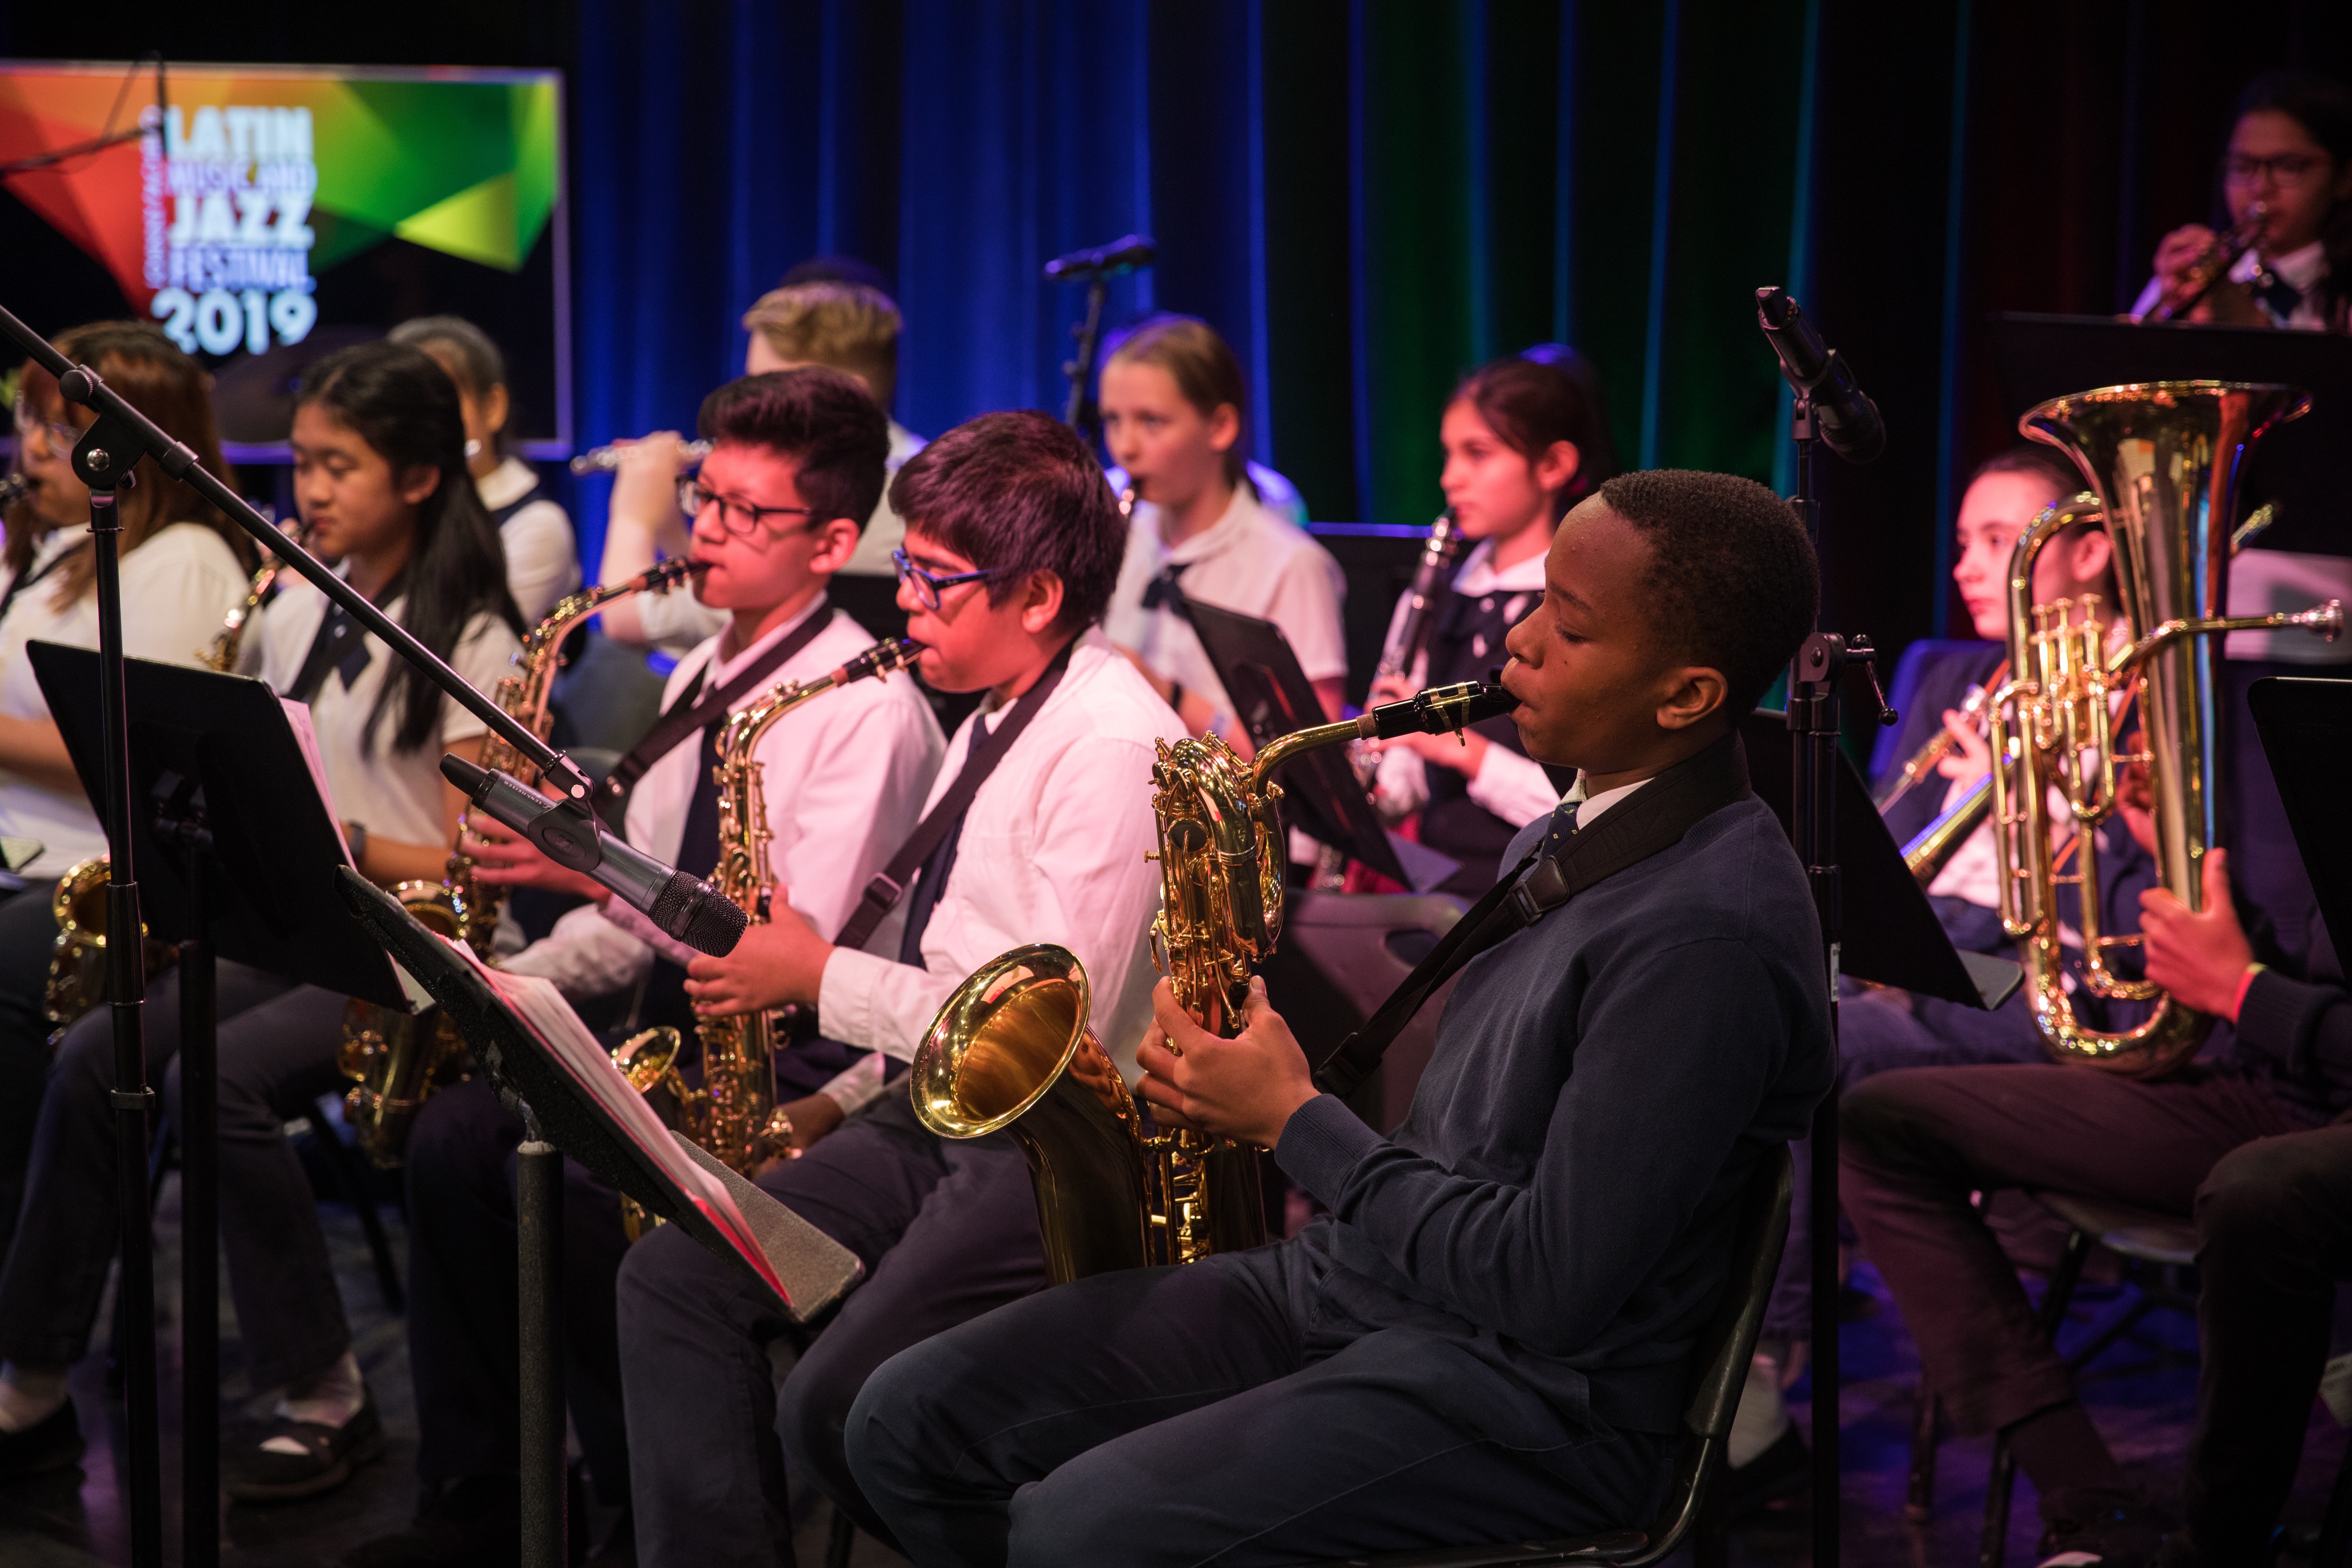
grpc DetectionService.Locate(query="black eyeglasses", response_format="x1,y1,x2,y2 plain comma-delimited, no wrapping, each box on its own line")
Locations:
678,479,821,539
2224,152,2326,187
891,547,1006,610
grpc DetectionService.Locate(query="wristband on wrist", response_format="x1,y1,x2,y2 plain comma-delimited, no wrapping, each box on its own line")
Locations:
2231,961,2267,1022
1167,680,1185,714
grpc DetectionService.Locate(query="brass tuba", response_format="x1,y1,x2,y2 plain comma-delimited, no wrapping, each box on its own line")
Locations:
1976,383,2339,1076
612,637,920,1235
911,680,1515,1283
339,558,707,1164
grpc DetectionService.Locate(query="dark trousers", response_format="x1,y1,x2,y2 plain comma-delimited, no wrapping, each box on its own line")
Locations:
615,1092,1047,1568
1840,1065,2309,1505
404,1077,633,1502
0,884,60,1269
2180,1123,2352,1565
1762,983,2048,1340
846,1250,1676,1568
0,966,353,1390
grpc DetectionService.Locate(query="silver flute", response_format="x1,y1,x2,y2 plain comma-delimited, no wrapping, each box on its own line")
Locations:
568,438,713,476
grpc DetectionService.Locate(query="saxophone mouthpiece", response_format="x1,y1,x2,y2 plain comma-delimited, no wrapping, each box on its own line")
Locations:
847,638,924,682
1359,679,1518,741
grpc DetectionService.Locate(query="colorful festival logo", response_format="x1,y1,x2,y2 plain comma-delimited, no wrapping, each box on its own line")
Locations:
0,63,561,357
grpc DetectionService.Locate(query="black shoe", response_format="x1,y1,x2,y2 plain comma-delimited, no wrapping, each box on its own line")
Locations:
0,1400,84,1479
342,1475,521,1568
225,1384,386,1504
2036,1489,2168,1568
1719,1421,1811,1518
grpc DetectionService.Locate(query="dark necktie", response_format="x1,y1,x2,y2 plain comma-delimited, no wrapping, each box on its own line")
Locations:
897,717,991,969
1542,797,1583,855
640,667,729,1029
1139,563,1191,617
2254,270,2306,323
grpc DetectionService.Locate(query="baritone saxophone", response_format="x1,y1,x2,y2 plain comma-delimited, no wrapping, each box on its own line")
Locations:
910,679,1519,1284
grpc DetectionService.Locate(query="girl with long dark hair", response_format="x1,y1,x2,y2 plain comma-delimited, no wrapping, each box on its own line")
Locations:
1368,350,1617,894
0,342,522,1498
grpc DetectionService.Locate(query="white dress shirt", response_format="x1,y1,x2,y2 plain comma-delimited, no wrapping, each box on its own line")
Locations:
1371,540,1560,829
478,457,581,626
0,522,251,876
251,577,523,850
504,597,944,1001
1103,484,1348,719
817,629,1185,1084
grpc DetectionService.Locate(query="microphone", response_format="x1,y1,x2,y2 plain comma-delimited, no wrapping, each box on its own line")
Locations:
1755,287,1886,464
1044,234,1157,282
440,756,747,957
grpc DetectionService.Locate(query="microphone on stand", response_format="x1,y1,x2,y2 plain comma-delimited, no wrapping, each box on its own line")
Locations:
440,756,748,957
1044,234,1156,282
1755,287,1886,464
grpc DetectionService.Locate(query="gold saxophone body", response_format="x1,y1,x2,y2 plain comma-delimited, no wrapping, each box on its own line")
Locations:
612,637,921,1230
338,558,707,1165
910,680,1514,1284
1927,384,2339,1077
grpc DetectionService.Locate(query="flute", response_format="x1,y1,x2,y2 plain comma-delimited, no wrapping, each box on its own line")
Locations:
569,438,714,476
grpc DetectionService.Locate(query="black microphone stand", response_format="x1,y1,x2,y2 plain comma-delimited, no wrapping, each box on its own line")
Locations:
1778,399,1895,1568
1060,271,1111,443
0,299,622,1566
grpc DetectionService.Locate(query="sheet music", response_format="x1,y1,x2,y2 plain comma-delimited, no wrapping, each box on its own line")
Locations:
278,698,354,866
436,936,792,1304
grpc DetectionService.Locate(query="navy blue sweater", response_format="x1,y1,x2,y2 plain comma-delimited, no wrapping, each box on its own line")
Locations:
1273,792,1834,1435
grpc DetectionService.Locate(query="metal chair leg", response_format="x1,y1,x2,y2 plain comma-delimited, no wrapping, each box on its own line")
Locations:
1906,1386,1938,1522
1981,1228,2096,1568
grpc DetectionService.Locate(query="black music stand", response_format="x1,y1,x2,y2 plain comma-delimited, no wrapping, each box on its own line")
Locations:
1742,712,2019,1010
1986,314,2352,555
31,645,408,1568
334,868,861,1568
1184,600,1454,891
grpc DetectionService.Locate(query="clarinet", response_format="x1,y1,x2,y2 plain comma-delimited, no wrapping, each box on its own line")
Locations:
1376,508,1462,684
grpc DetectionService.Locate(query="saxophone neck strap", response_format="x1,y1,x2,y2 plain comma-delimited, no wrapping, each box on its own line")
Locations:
1312,727,1753,1100
834,634,1081,952
594,597,834,821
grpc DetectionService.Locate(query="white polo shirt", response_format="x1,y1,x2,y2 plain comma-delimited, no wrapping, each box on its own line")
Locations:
252,576,523,851
0,521,250,877
1104,484,1348,718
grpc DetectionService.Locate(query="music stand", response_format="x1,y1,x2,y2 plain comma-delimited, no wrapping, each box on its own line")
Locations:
1985,314,2352,556
31,645,410,1568
334,868,863,1568
1742,712,2019,1010
1183,600,1445,890
2246,677,2352,954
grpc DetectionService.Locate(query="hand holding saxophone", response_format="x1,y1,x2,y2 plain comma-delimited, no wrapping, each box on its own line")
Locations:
686,894,828,1015
1135,975,1318,1150
460,811,609,902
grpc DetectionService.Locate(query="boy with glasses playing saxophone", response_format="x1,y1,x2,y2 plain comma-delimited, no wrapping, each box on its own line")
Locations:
345,368,943,1567
611,410,1185,1568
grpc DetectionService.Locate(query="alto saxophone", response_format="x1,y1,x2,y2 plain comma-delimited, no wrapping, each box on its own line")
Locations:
338,557,708,1165
911,680,1517,1284
46,527,310,1049
612,638,921,1229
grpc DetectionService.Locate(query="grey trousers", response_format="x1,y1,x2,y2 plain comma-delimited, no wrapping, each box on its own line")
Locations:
615,1093,1048,1568
0,964,354,1390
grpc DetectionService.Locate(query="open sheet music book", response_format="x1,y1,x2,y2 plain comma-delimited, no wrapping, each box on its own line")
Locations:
438,936,798,1303
332,861,863,1323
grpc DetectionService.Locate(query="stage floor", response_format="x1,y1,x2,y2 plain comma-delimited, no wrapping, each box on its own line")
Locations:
0,1158,2344,1566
